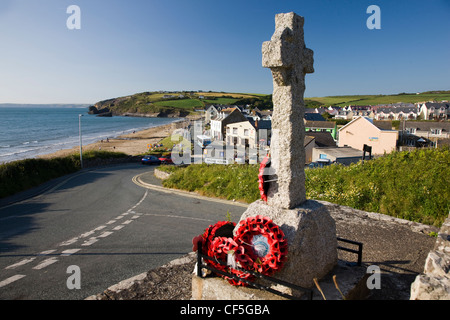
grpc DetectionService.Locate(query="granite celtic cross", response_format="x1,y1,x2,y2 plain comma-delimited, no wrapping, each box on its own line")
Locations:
262,12,314,209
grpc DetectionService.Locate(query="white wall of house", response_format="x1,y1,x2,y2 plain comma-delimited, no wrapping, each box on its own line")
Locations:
226,121,257,150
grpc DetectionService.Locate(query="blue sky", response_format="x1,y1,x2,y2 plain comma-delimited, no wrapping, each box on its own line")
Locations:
0,0,449,104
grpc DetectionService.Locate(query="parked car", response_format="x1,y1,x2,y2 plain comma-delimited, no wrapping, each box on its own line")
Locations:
141,155,161,165
159,156,173,164
307,160,331,169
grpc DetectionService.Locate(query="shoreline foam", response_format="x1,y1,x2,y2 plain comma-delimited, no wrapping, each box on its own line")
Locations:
37,122,176,160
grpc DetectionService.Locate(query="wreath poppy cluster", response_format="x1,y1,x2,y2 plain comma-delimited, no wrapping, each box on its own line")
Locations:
193,215,288,286
258,155,271,202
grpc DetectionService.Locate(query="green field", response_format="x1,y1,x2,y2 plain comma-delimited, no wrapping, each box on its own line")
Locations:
95,90,449,116
153,98,205,109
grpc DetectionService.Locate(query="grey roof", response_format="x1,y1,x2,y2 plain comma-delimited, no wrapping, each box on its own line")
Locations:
314,146,363,159
404,121,450,132
304,113,326,121
306,132,336,147
305,121,336,129
247,118,272,130
423,102,450,109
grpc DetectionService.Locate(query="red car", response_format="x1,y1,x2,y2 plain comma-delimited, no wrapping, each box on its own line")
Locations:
159,156,173,164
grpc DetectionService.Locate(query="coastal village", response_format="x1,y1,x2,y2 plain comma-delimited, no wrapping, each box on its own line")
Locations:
185,100,450,167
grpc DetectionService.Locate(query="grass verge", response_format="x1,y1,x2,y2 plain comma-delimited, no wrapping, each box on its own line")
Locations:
0,151,128,199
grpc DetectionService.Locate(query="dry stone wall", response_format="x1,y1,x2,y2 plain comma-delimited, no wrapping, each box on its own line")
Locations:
410,213,450,300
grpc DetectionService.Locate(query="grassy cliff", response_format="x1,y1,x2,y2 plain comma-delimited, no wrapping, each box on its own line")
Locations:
90,91,269,117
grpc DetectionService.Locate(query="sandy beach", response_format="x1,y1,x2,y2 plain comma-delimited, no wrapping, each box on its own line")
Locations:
38,123,175,160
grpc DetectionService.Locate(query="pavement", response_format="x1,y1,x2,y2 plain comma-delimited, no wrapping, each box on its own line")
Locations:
91,170,439,300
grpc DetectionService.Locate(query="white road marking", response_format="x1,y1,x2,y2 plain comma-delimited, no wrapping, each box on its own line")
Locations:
5,258,36,270
98,231,113,238
39,250,56,256
143,213,213,222
0,275,26,288
32,257,58,270
61,249,81,256
122,220,133,225
113,225,124,231
82,238,98,246
59,238,79,246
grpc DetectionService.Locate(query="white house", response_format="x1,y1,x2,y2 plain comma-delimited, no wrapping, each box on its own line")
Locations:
418,102,450,120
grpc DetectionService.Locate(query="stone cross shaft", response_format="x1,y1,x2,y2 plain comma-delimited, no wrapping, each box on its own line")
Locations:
262,12,314,209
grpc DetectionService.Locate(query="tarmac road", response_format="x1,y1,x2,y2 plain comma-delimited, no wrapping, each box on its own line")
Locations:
0,163,246,300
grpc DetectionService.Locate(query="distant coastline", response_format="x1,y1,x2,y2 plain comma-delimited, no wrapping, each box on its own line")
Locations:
0,103,91,108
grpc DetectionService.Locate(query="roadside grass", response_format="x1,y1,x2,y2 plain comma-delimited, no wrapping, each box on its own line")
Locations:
162,163,260,204
0,151,128,199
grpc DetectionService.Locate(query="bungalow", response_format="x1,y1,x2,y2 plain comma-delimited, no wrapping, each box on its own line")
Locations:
338,116,398,155
303,132,336,164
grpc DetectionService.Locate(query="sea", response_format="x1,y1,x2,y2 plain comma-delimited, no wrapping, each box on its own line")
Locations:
0,106,180,164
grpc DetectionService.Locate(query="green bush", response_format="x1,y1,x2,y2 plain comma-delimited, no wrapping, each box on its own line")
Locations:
163,163,260,203
0,157,79,198
162,148,449,227
305,147,450,227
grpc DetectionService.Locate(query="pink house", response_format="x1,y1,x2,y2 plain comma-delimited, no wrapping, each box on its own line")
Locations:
338,116,398,155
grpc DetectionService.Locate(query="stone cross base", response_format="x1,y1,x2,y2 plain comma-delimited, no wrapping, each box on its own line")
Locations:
234,200,338,293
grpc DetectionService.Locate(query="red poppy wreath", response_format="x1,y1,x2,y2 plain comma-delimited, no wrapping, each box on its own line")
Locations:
258,155,271,202
234,215,288,276
192,216,288,286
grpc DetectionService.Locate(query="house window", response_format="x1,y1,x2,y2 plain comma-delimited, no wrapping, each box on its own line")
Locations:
233,128,238,135
406,128,416,134
244,129,249,136
431,129,442,135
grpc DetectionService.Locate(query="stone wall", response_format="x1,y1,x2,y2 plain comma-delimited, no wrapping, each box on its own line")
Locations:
410,213,450,300
154,168,171,180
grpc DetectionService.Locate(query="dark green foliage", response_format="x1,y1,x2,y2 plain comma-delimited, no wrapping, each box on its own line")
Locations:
305,147,450,227
0,151,127,199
